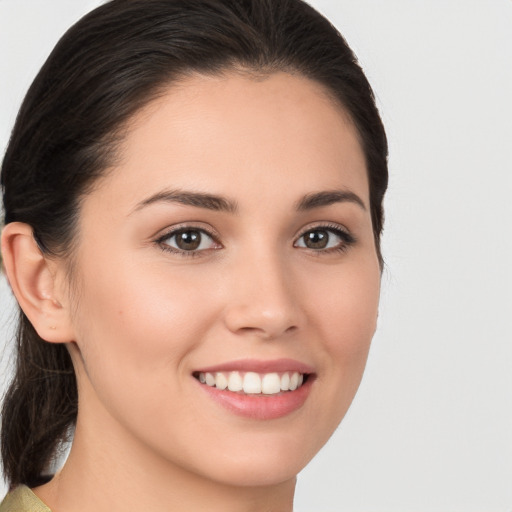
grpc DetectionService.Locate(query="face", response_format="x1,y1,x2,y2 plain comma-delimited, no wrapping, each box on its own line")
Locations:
64,72,381,487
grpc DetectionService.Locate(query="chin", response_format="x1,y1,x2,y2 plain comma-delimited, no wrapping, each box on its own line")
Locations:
183,429,328,489
205,456,303,488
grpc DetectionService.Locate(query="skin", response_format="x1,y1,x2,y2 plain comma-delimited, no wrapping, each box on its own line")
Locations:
4,71,381,512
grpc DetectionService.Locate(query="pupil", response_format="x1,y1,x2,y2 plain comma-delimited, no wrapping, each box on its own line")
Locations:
305,230,328,249
176,230,201,250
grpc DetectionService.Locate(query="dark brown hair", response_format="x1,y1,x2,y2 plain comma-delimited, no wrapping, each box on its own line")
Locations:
1,0,388,488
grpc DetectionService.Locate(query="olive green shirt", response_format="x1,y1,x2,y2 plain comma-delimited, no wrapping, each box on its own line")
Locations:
0,486,51,512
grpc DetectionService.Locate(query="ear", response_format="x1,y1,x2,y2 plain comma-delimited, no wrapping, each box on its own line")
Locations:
1,222,75,343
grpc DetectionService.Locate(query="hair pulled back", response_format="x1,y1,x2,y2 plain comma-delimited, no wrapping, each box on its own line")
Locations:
1,0,388,488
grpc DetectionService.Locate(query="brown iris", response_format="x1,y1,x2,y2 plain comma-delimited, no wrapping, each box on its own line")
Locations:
174,230,202,250
302,230,329,249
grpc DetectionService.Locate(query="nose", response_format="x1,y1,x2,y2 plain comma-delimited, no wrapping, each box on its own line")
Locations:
222,251,301,340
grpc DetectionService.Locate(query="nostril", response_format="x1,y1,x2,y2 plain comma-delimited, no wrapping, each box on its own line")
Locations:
235,324,298,340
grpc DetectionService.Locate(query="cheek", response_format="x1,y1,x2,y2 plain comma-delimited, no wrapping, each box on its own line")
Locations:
280,257,381,457
305,256,380,400
69,260,224,456
310,257,380,349
71,258,216,392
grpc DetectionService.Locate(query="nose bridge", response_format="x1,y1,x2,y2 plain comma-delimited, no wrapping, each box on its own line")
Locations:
223,244,300,338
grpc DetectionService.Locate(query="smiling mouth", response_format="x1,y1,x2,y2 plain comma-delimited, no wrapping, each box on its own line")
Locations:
193,371,309,396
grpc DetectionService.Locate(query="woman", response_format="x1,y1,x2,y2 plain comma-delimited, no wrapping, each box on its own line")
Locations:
0,0,387,510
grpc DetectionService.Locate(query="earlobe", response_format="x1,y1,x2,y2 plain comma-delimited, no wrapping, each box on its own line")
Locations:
1,222,75,343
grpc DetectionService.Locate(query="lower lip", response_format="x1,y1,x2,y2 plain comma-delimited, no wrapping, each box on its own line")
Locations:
196,376,314,420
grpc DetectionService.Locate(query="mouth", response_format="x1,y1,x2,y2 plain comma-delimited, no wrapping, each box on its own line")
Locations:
192,359,315,420
193,370,309,396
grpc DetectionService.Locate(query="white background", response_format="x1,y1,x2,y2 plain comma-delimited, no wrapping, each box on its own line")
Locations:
1,1,511,511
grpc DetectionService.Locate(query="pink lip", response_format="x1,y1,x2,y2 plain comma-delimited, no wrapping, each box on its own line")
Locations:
194,358,315,375
194,358,315,420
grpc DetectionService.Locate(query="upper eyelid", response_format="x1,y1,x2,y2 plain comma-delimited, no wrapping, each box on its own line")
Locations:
293,223,357,249
155,223,220,242
155,226,221,257
295,221,352,237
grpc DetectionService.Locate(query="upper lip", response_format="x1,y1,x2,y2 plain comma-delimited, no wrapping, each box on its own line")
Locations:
194,358,315,375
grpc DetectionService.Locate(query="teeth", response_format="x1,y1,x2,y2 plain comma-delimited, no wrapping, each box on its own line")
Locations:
289,372,299,391
227,371,243,392
215,372,228,390
280,373,290,391
197,371,305,395
262,373,281,394
243,372,261,394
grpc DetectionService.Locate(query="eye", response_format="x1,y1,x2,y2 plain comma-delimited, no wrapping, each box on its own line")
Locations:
157,228,220,254
294,226,355,252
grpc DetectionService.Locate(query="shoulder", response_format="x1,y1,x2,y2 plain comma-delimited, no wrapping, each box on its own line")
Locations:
0,486,51,512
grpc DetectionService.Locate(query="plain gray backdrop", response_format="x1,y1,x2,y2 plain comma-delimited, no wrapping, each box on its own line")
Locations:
1,1,511,510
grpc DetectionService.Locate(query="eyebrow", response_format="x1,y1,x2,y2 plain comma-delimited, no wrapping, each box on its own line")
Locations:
132,188,366,215
131,189,238,214
296,190,367,211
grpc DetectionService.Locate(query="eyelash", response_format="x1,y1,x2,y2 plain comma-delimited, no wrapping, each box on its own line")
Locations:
155,225,221,258
294,223,356,255
155,223,356,258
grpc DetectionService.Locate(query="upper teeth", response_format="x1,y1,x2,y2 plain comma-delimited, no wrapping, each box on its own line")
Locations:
198,371,304,395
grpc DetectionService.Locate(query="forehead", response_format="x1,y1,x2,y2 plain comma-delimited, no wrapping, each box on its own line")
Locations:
90,71,369,213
